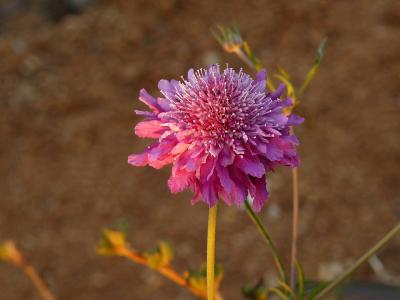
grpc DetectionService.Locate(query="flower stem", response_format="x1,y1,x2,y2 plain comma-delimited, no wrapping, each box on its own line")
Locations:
207,204,219,300
116,246,224,299
290,164,300,290
23,266,55,300
245,199,288,284
314,222,400,300
235,48,257,71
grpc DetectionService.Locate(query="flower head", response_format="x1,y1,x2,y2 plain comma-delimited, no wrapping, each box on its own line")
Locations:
128,65,303,211
212,25,243,53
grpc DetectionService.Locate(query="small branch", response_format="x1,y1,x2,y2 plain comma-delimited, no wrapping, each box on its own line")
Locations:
314,223,400,300
24,266,56,300
235,48,257,71
0,241,55,300
245,200,288,284
115,245,223,300
234,48,276,91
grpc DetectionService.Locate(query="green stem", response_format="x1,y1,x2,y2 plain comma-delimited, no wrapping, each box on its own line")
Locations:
290,138,300,290
245,199,288,284
207,204,218,300
234,48,275,91
235,48,257,71
314,222,400,300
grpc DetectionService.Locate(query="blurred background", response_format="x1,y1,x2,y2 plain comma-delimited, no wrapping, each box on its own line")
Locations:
0,0,399,299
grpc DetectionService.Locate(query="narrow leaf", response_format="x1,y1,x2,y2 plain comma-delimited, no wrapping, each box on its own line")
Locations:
295,260,305,299
298,38,327,95
306,282,330,300
278,281,297,299
276,65,291,80
269,287,291,300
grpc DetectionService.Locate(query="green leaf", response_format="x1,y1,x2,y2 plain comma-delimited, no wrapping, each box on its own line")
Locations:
298,38,327,95
268,287,291,300
278,281,297,299
109,219,128,235
276,65,291,80
0,243,9,261
316,38,327,65
242,280,268,300
295,260,305,299
305,281,330,300
96,229,127,256
144,241,174,268
186,263,224,293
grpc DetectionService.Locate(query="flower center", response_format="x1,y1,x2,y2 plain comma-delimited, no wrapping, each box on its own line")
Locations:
161,67,276,155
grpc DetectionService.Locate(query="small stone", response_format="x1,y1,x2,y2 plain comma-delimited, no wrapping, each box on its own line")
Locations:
266,203,282,220
318,261,344,281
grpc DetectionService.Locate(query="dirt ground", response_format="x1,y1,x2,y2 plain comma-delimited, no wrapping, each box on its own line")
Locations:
0,0,399,299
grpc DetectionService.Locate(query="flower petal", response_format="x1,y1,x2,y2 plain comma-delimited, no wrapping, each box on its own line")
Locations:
216,163,235,192
200,177,218,206
168,171,191,193
135,120,166,138
229,168,249,205
255,68,267,83
236,155,265,178
270,83,286,99
250,176,269,212
199,156,217,181
139,89,161,112
128,152,149,166
287,114,304,126
265,143,284,161
219,147,235,166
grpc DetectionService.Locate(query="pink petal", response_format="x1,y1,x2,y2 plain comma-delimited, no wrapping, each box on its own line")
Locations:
171,142,190,155
191,180,202,205
168,171,191,193
147,136,177,169
149,155,173,169
135,120,165,138
127,144,158,166
172,146,202,174
128,152,149,166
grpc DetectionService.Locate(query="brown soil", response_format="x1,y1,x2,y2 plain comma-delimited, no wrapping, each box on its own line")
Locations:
0,1,399,299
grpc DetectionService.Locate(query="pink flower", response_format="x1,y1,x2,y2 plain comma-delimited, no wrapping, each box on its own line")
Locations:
128,65,302,211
